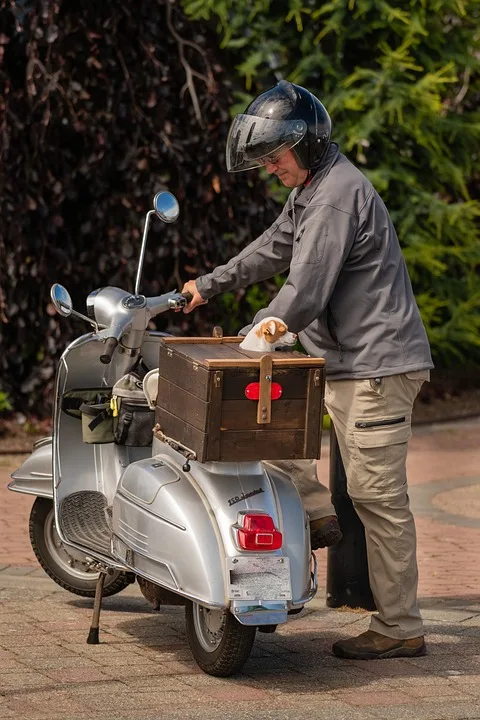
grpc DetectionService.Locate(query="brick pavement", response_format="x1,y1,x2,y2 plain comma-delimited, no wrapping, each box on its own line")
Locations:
0,572,479,720
0,418,479,719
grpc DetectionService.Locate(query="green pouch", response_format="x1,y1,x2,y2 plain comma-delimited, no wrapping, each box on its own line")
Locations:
62,388,114,444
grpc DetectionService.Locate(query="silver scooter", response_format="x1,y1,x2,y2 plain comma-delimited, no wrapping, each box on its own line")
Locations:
9,191,318,676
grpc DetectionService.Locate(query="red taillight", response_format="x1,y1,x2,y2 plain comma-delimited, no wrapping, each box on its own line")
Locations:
237,513,283,551
244,382,283,400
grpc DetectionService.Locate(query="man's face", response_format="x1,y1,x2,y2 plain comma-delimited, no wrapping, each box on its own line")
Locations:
264,149,308,188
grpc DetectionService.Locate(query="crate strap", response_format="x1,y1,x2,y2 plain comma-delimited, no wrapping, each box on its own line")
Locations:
257,354,273,425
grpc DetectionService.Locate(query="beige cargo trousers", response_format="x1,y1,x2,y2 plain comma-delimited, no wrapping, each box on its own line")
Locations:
265,370,429,640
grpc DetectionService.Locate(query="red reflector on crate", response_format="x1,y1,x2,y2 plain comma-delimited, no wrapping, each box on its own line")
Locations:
244,382,283,400
237,513,283,550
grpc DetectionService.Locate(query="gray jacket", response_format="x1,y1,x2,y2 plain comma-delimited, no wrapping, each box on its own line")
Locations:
196,144,433,379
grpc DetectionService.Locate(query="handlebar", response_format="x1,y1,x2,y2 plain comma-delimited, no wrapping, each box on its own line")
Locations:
99,337,119,365
92,289,193,364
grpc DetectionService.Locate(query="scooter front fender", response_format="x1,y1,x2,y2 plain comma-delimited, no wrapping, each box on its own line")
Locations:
8,437,53,499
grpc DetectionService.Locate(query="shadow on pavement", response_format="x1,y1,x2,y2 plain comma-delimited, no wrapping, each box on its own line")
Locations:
109,605,480,686
66,593,154,614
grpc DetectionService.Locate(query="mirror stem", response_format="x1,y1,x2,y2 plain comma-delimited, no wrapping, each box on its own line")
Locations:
135,210,155,296
71,309,101,332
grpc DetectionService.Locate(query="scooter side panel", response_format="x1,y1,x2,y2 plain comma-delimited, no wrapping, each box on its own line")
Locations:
114,439,312,608
111,455,226,605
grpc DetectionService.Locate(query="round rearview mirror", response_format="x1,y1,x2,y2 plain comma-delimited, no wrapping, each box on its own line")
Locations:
153,191,179,223
50,284,73,317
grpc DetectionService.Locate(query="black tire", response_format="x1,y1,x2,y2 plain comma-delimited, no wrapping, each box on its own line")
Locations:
29,497,133,598
185,600,256,677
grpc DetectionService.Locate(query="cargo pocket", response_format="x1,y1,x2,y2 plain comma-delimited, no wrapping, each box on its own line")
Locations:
349,420,412,502
353,418,412,446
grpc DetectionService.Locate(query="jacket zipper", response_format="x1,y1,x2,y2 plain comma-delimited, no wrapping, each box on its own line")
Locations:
355,416,406,429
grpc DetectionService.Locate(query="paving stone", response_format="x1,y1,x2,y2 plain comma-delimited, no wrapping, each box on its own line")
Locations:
367,701,480,719
9,645,80,660
448,673,480,685
80,688,200,712
0,672,52,691
154,701,377,720
335,689,417,706
44,680,127,697
459,615,480,627
0,566,36,576
4,690,88,718
119,675,189,691
21,655,102,670
422,608,478,622
0,658,29,673
0,706,16,719
44,666,118,683
0,634,55,648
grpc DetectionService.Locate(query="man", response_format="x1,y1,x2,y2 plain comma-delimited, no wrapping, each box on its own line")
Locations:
182,80,434,660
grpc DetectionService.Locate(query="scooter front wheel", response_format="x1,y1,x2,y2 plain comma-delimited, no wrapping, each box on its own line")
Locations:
29,497,133,598
185,600,256,677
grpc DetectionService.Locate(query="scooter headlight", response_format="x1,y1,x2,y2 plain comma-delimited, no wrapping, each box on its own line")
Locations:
86,288,104,319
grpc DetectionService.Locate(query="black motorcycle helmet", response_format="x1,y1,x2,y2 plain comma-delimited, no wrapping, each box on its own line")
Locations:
226,80,332,172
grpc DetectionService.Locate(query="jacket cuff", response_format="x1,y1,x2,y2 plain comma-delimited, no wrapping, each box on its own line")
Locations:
195,274,216,300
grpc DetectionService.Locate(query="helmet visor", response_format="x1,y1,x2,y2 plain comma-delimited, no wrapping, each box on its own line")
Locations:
226,114,307,172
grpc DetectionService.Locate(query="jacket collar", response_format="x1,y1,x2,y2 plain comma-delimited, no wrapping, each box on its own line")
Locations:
293,143,340,207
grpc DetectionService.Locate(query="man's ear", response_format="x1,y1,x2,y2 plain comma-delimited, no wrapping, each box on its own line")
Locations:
264,320,277,336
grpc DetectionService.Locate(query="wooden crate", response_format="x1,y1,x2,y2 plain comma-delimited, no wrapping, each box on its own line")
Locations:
155,337,326,463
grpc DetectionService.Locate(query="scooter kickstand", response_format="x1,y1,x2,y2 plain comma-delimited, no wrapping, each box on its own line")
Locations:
87,571,106,644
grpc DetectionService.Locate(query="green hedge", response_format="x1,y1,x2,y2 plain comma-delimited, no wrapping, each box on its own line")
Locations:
184,0,480,364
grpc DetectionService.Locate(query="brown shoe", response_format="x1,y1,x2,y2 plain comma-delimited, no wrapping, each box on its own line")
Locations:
332,630,427,660
310,515,343,549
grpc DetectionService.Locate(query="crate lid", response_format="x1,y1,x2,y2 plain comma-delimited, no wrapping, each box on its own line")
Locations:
158,336,325,369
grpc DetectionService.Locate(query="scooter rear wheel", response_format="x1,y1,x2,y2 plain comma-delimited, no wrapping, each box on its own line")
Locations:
185,600,256,677
29,497,133,597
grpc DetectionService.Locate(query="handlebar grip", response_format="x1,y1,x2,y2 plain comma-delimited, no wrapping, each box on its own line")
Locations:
100,337,119,365
182,292,193,303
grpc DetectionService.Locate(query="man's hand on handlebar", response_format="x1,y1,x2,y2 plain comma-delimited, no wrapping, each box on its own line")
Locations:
180,280,208,314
